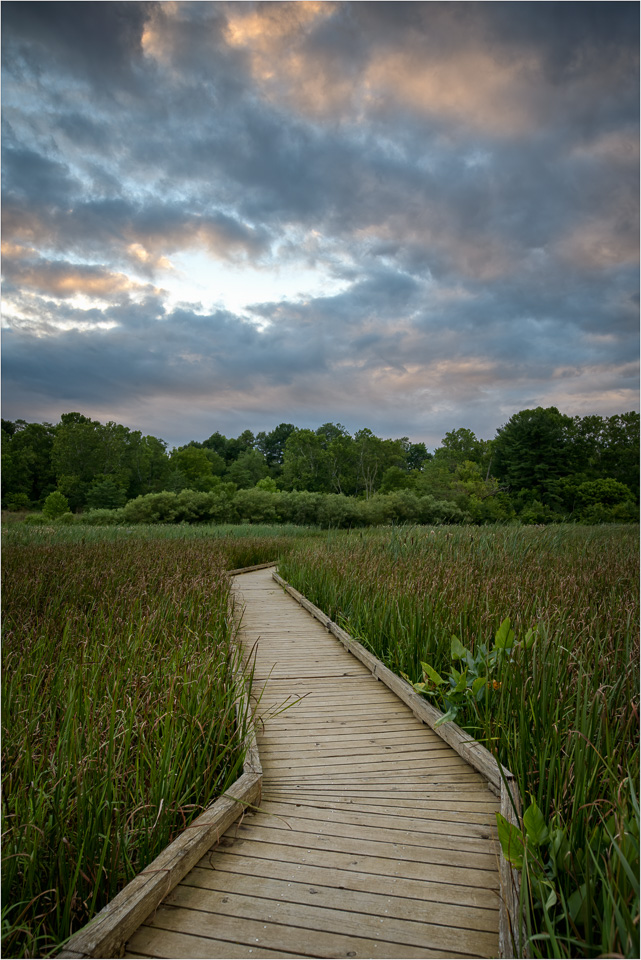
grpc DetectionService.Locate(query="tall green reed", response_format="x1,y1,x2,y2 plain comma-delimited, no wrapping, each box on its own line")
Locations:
279,524,640,958
1,533,291,958
2,521,321,548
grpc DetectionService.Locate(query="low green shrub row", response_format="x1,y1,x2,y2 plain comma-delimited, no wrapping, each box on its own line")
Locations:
27,487,469,528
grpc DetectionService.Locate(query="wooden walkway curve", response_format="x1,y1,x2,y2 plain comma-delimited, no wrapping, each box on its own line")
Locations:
125,567,502,959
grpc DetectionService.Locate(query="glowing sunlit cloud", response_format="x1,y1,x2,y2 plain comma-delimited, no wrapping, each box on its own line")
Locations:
47,318,121,333
364,49,540,136
224,0,355,117
225,1,335,54
1,300,25,326
128,243,172,271
224,2,542,134
1,241,37,259
140,0,183,67
160,248,351,321
2,298,120,335
1,249,164,303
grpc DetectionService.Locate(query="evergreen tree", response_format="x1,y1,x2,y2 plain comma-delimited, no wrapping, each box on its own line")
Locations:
492,407,576,507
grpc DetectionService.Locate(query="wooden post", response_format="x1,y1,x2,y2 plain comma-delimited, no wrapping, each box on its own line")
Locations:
499,773,527,958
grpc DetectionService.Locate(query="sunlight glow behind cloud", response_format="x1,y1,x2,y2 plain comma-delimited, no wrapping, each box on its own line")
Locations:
160,249,352,323
1,1,638,447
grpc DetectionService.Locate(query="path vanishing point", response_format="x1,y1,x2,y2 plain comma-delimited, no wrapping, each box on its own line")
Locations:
123,566,503,959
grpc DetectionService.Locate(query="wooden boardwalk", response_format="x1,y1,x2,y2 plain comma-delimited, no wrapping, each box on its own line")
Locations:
125,568,501,959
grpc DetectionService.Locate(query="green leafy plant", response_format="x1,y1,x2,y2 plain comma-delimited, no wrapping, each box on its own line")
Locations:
41,490,71,520
405,617,536,726
498,788,640,958
498,798,570,904
279,526,640,957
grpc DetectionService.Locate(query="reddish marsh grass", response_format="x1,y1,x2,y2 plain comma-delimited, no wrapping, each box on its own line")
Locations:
1,531,298,958
280,524,640,958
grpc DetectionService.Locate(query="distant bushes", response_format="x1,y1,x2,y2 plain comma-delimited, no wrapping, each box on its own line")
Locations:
66,487,469,528
16,481,637,529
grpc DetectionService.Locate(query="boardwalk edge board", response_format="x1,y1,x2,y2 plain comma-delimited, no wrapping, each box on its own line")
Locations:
271,569,527,960
57,678,263,958
227,561,278,576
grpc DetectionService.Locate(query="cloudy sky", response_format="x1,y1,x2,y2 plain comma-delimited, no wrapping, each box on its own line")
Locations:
2,1,638,449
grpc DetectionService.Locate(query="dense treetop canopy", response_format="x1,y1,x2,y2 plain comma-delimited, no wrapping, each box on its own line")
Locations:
2,407,638,525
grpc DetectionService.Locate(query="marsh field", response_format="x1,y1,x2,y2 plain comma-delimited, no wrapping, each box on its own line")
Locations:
2,522,639,958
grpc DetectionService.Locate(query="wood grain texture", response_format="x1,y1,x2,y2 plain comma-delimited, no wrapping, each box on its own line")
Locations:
125,567,514,959
272,571,506,794
58,772,262,959
499,775,528,959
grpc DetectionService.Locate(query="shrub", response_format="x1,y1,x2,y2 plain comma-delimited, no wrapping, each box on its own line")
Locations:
384,491,422,523
234,488,278,524
42,490,71,519
4,493,33,512
316,493,360,528
576,478,634,508
175,489,236,524
23,514,47,526
579,501,640,524
121,491,180,524
276,491,322,525
53,512,77,525
415,495,467,524
82,508,126,526
519,499,557,525
360,496,393,526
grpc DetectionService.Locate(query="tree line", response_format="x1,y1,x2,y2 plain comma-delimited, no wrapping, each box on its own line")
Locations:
2,407,638,525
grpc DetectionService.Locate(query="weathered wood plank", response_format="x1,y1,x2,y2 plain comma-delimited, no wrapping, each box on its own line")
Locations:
264,792,499,817
59,772,261,958
272,571,509,795
195,850,500,910
245,798,498,840
126,927,306,958
499,775,528,959
258,743,463,762
228,820,499,872
236,808,498,855
258,738,441,755
210,833,500,889
121,567,512,958
184,864,500,932
227,561,279,575
260,769,489,785
164,882,500,957
137,903,475,959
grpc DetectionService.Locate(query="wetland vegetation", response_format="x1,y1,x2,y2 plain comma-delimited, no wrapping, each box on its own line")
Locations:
2,522,638,957
280,524,640,958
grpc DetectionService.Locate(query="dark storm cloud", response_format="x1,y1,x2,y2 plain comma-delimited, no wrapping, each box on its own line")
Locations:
483,1,638,73
1,1,155,89
2,295,329,411
1,1,638,444
1,143,77,207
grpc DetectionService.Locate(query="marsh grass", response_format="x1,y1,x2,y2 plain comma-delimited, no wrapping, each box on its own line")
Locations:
279,524,640,958
2,521,320,548
1,529,305,957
